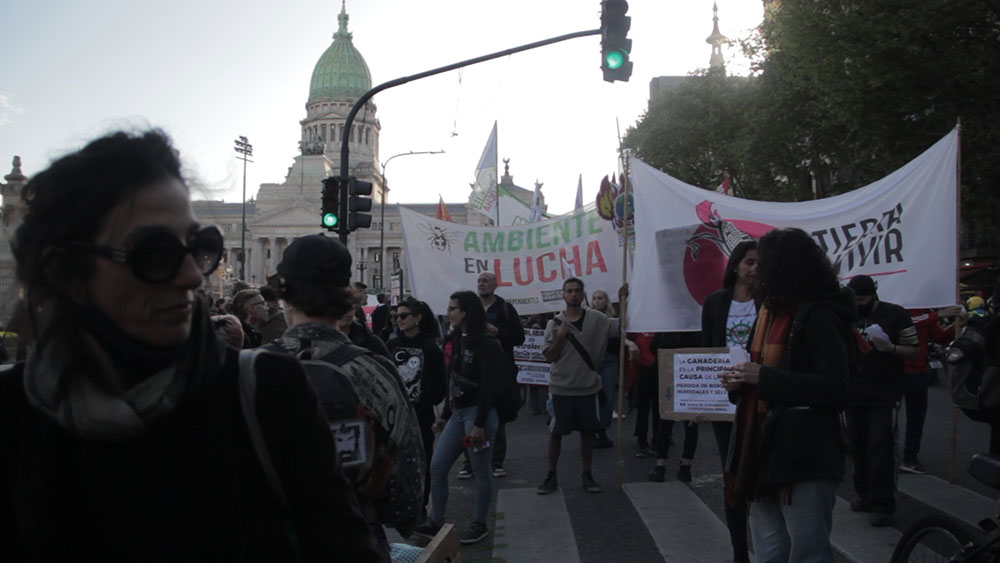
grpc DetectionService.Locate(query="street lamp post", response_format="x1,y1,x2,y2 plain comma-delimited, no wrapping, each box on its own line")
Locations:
357,259,368,287
234,136,254,281
379,150,444,290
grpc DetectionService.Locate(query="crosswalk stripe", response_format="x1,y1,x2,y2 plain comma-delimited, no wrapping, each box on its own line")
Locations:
830,497,900,563
494,488,581,563
897,472,993,530
625,481,735,562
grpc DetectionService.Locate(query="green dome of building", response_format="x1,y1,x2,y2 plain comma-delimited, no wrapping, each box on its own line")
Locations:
308,3,371,104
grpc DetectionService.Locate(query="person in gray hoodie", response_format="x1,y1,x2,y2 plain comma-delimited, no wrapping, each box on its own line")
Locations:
536,277,634,495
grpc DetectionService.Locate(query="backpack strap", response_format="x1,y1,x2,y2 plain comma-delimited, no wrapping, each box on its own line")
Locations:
238,348,290,511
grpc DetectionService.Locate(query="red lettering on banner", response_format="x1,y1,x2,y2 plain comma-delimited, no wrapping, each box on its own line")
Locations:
537,253,557,282
586,241,608,274
513,257,534,285
493,259,512,287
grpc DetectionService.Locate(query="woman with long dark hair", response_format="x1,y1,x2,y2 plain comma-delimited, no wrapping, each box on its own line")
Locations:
0,130,378,561
700,239,758,563
720,228,853,562
414,290,503,545
386,297,446,519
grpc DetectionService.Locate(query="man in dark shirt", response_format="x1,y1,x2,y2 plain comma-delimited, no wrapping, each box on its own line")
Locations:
846,275,918,527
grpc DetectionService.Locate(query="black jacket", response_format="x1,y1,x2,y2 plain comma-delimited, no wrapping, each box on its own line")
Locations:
485,295,525,359
701,288,735,348
445,333,505,427
747,289,855,486
0,310,378,562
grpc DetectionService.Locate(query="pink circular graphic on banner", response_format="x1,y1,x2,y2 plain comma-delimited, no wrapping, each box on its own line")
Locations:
684,202,775,305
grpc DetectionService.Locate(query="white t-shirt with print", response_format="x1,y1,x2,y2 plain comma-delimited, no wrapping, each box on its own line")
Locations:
726,299,757,352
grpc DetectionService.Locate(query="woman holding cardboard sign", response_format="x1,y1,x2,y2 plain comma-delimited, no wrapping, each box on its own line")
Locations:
720,228,854,563
700,239,758,563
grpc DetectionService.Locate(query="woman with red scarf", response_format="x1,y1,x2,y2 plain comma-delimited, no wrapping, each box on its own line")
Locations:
720,228,855,563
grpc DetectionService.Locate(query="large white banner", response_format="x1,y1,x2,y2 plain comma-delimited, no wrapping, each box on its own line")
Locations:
400,205,624,315
628,129,959,332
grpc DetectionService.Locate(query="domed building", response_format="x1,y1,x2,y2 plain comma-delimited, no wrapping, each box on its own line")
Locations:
192,2,470,296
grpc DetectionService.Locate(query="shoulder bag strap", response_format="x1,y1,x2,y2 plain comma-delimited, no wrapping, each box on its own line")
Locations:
238,348,290,511
553,318,598,372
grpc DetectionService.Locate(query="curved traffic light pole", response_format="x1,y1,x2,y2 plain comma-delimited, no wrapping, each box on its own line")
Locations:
335,28,601,243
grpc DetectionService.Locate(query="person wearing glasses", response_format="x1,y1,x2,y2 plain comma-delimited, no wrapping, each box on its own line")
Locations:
386,297,446,520
230,289,267,348
0,130,379,561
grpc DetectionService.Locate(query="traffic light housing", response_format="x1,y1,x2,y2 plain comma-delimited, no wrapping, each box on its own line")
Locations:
347,176,373,231
601,0,632,82
321,177,342,231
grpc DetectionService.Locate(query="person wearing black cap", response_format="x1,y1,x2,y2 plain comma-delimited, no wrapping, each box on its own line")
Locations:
270,234,426,558
845,274,918,527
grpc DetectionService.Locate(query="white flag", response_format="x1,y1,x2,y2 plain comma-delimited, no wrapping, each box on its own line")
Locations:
468,122,498,220
574,174,584,211
529,183,544,223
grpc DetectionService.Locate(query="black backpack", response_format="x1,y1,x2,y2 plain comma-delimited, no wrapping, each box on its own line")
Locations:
259,341,378,486
948,315,1000,422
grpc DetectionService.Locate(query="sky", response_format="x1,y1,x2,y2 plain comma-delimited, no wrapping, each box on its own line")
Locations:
0,0,764,217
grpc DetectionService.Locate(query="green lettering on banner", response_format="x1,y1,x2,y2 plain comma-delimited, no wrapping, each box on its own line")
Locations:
464,232,480,252
588,211,603,235
573,213,585,238
536,224,551,249
508,230,523,252
553,219,570,246
483,232,505,253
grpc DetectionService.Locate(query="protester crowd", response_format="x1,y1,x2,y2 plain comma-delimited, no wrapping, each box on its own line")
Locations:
0,128,990,562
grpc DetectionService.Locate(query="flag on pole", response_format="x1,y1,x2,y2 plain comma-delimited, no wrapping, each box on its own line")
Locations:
529,182,544,223
574,174,584,211
714,177,731,196
436,195,452,222
468,121,499,220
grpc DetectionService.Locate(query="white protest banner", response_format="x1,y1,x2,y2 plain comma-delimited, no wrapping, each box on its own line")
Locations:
659,348,734,421
629,129,959,332
400,205,623,315
514,328,549,385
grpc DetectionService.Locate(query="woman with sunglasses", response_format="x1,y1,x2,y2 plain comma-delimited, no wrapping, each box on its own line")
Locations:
386,298,446,519
0,130,379,561
414,290,504,545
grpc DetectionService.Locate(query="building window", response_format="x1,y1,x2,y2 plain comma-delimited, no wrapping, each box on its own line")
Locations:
321,124,326,141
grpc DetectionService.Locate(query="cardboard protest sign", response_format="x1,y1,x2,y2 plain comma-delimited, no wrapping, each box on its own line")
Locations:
658,347,735,422
514,328,549,385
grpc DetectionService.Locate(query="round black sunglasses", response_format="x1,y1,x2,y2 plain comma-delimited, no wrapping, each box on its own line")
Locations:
70,225,224,284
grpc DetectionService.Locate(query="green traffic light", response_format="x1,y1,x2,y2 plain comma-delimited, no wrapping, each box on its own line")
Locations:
605,49,626,70
322,212,338,228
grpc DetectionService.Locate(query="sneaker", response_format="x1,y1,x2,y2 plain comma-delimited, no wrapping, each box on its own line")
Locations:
635,443,653,458
870,512,893,527
849,498,871,513
900,460,929,474
412,520,442,540
537,473,558,495
492,466,506,477
648,465,666,482
459,521,489,545
582,471,602,493
456,465,474,480
677,464,692,482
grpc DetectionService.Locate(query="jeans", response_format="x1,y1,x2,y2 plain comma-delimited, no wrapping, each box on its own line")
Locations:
902,371,931,462
712,421,749,562
653,419,699,460
598,353,620,429
633,370,659,445
749,480,838,563
848,405,897,513
491,423,507,469
429,406,498,525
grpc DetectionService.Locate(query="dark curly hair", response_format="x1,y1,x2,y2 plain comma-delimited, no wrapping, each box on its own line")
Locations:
722,240,758,290
275,280,355,322
12,130,185,339
398,297,440,339
755,228,840,312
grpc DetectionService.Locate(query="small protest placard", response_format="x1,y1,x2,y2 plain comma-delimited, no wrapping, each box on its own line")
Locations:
658,347,735,421
514,329,549,385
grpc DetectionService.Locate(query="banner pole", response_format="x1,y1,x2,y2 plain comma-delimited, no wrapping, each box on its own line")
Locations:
615,118,630,492
951,118,963,483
